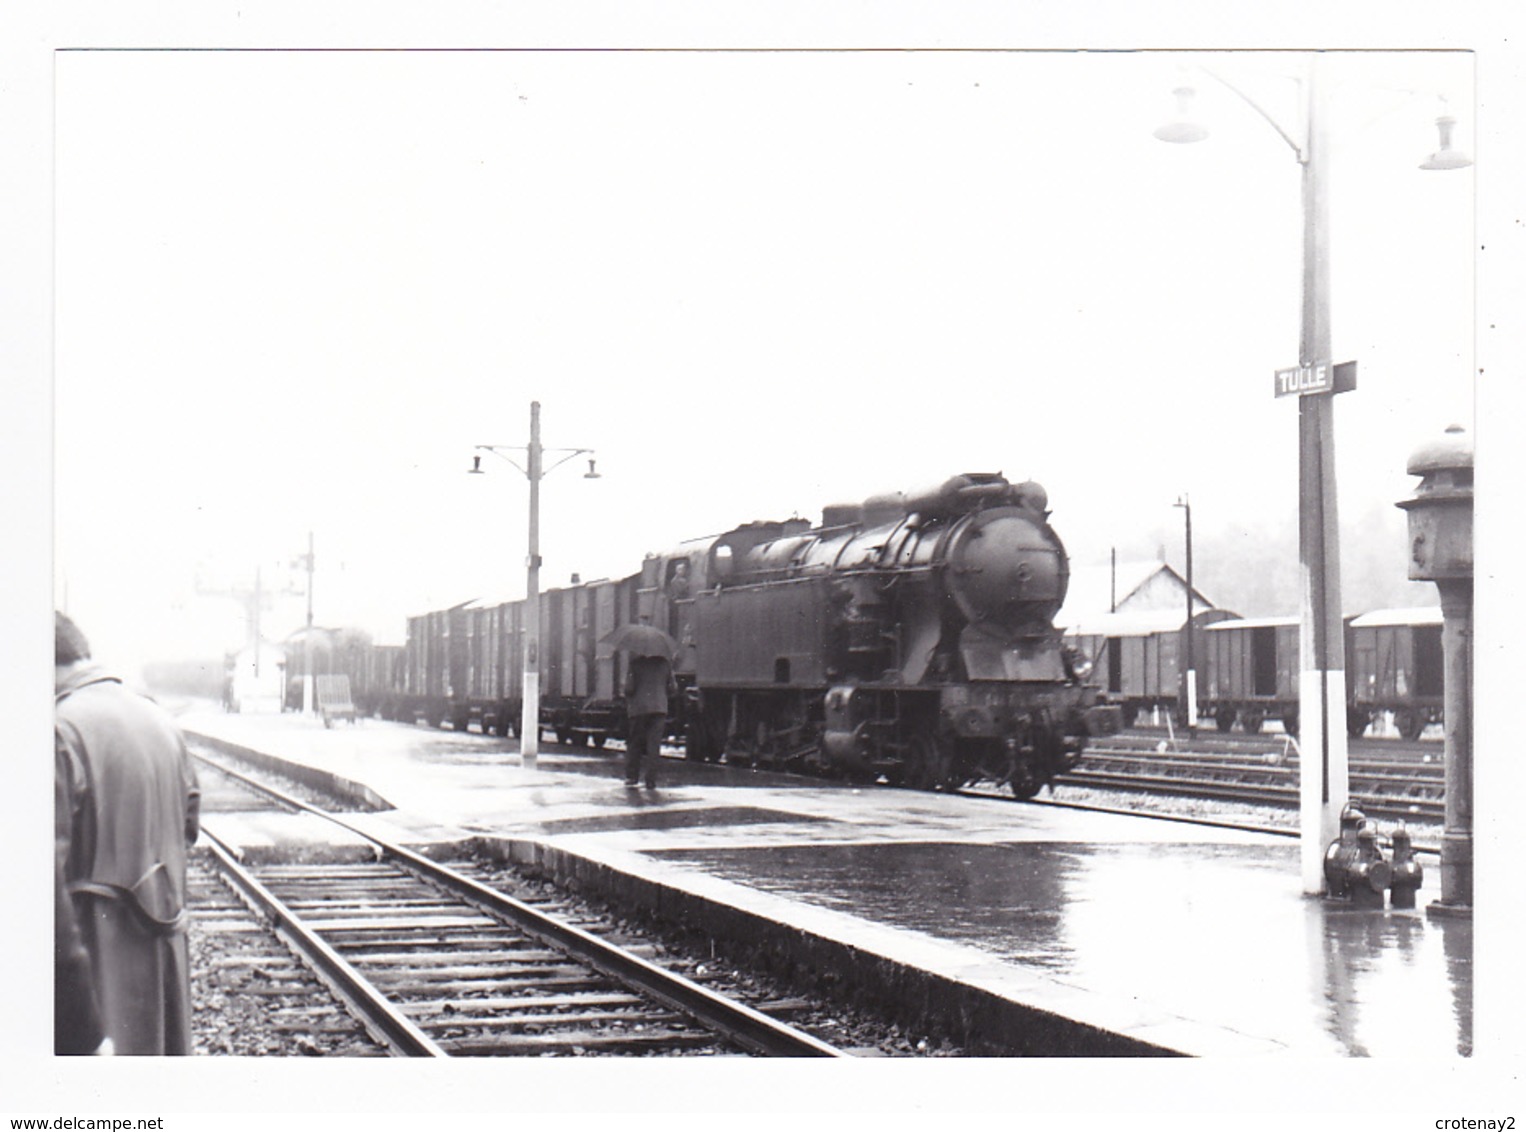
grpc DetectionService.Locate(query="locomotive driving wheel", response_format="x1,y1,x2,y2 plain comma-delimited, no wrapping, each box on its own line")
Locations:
1347,707,1371,740
684,706,726,762
1394,709,1423,742
1008,763,1042,801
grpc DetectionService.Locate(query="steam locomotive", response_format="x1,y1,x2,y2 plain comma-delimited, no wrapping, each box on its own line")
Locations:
298,472,1118,799
678,472,1114,797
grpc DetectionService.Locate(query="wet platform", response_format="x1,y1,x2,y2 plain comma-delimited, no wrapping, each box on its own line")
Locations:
180,706,1472,1058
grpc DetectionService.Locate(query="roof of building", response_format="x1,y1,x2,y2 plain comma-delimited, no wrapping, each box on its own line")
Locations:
1057,559,1214,630
1063,608,1192,638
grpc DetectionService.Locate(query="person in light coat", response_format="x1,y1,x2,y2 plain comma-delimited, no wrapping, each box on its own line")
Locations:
55,612,200,1055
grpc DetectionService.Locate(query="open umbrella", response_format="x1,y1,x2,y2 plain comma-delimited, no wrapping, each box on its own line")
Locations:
602,621,679,662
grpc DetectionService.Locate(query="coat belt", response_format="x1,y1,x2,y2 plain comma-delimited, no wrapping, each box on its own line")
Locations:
67,863,186,936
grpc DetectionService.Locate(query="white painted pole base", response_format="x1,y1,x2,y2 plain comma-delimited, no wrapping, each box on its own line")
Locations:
520,671,539,771
1299,669,1349,894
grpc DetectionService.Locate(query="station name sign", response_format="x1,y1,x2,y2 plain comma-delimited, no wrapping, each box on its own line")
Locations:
1274,360,1357,398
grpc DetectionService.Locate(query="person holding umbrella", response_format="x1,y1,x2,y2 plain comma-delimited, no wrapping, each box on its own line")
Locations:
613,615,678,789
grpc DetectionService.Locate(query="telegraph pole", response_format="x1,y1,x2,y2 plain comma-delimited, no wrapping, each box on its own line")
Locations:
522,403,544,768
196,562,298,708
1157,52,1470,896
1175,495,1196,733
472,401,599,772
1293,55,1351,895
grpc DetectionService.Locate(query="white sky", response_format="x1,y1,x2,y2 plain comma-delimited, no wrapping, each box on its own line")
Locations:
52,47,1477,667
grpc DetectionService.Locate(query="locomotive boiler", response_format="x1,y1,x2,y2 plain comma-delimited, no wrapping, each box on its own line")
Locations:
674,472,1115,797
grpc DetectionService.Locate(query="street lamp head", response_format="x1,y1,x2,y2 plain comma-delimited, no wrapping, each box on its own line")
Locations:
583,458,601,480
1154,86,1209,145
1419,114,1472,171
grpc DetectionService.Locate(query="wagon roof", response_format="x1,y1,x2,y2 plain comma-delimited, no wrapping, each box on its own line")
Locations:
1349,605,1443,627
1205,614,1298,630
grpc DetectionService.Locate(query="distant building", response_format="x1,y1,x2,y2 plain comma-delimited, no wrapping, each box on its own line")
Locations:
1060,560,1227,724
225,639,284,713
1058,559,1216,631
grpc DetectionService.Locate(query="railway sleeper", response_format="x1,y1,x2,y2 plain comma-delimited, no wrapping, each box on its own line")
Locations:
360,958,597,978
367,975,614,996
401,991,649,1015
280,903,470,921
417,1008,690,1033
345,948,574,967
438,1029,722,1056
326,930,537,949
299,915,501,932
366,976,610,994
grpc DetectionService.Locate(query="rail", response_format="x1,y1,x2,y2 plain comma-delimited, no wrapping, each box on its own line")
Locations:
193,750,845,1058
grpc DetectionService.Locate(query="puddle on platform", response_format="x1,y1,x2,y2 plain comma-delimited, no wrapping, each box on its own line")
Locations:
657,839,1472,1056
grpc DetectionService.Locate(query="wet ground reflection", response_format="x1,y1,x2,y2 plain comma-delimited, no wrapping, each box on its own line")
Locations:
660,840,1471,1056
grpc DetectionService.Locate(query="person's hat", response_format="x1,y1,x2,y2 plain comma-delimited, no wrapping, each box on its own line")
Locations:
55,611,91,665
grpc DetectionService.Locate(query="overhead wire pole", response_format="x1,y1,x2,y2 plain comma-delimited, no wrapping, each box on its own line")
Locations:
1157,54,1469,893
523,403,543,769
472,400,599,772
1294,53,1351,895
1175,494,1196,734
1155,54,1351,893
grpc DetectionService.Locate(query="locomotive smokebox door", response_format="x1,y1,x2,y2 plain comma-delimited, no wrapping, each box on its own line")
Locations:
943,504,1067,636
1396,424,1473,581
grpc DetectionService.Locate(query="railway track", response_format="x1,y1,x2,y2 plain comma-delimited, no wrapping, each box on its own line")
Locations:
372,711,1449,834
1057,734,1444,821
187,852,385,1055
527,724,1447,824
193,753,844,1058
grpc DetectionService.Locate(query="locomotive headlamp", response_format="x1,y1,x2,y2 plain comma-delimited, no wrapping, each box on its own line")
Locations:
1065,646,1094,681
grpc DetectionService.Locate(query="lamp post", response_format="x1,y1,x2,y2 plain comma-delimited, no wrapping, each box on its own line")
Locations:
1174,494,1196,734
1155,54,1470,894
471,400,599,770
1398,424,1474,915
